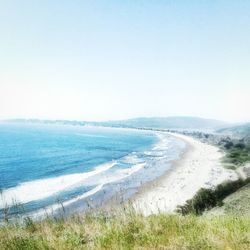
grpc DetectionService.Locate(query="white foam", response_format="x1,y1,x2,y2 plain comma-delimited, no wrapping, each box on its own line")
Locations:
0,162,116,209
121,154,143,164
97,163,147,184
25,163,147,219
31,184,104,219
1,131,178,217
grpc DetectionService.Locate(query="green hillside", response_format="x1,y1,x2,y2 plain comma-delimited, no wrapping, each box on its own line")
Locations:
209,183,250,216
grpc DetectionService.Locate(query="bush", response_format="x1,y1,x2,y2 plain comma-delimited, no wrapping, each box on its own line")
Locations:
177,178,250,215
235,143,245,149
224,141,234,149
222,139,250,166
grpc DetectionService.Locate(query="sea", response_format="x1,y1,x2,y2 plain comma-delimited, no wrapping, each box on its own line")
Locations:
0,123,186,219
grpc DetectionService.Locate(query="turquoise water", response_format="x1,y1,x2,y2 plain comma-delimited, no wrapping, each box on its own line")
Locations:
0,123,185,218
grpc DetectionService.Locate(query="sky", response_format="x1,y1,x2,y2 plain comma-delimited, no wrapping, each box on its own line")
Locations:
0,0,250,122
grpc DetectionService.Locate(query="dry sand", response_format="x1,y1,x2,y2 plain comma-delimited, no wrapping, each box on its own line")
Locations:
133,132,238,215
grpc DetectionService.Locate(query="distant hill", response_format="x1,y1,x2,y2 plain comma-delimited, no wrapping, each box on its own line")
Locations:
217,123,250,138
6,116,228,130
104,117,228,130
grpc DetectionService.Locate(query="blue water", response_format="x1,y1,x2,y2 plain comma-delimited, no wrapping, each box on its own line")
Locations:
0,123,185,218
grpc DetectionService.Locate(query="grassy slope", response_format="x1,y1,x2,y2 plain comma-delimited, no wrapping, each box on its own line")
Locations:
0,211,250,250
177,178,250,216
209,184,250,216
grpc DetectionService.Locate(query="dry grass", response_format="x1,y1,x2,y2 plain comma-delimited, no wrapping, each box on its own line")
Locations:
0,207,249,249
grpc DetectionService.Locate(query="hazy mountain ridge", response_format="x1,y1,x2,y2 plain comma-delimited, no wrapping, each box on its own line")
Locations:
5,116,229,130
107,117,228,129
217,123,250,138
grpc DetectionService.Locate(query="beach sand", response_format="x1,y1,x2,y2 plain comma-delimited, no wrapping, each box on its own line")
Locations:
133,132,238,215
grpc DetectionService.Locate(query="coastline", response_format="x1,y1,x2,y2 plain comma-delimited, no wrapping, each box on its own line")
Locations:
0,128,240,220
132,132,238,215
6,129,183,220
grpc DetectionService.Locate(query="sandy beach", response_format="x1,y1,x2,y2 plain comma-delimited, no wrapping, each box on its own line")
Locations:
133,132,238,215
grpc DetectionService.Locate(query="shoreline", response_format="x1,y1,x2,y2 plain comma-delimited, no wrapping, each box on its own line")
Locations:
4,130,183,220
0,129,239,220
33,131,239,218
132,132,238,215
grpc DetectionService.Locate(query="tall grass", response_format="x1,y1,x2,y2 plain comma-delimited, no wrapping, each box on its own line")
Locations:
0,208,249,249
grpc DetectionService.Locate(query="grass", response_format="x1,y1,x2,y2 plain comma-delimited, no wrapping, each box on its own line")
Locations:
0,209,250,249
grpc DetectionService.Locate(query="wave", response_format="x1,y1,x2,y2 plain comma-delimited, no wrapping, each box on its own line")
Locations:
0,131,186,217
0,161,116,209
31,184,105,219
28,162,147,218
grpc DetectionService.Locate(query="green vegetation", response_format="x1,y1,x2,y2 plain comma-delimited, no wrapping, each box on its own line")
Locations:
209,183,250,216
219,138,250,167
177,178,250,216
0,210,250,249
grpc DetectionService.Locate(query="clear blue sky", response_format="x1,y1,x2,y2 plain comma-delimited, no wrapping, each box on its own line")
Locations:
0,0,249,122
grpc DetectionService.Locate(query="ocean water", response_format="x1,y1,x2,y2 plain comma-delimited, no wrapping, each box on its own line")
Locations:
0,123,185,219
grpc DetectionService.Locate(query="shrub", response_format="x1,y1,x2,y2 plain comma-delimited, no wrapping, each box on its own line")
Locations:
177,178,250,215
222,139,250,166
